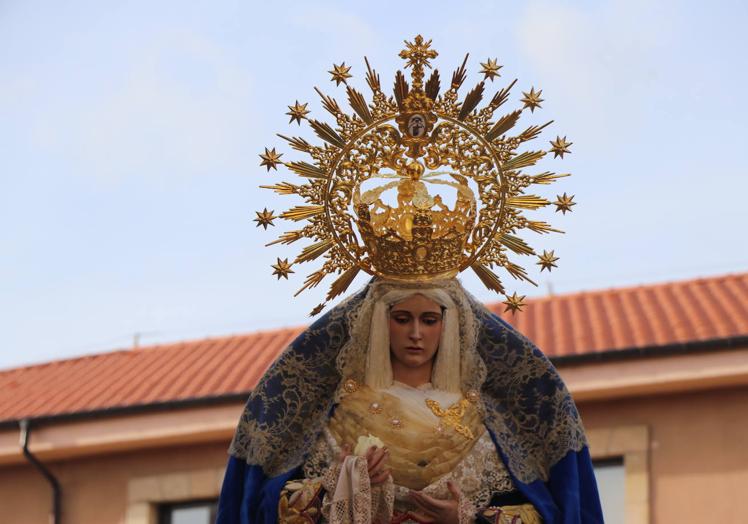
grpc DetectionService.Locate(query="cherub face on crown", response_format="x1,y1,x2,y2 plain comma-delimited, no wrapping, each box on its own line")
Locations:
407,114,426,137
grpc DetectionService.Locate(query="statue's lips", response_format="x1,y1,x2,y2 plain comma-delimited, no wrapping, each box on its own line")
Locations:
406,346,424,352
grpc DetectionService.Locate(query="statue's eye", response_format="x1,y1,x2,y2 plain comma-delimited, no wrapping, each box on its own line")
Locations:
421,315,442,326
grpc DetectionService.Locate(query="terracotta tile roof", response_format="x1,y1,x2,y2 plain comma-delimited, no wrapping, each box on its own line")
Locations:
488,272,748,357
1,272,746,423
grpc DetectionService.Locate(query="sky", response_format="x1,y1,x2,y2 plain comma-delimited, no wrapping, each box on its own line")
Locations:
1,0,747,370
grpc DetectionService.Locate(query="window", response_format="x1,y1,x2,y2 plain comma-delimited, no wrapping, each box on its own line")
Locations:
594,458,625,524
586,424,649,523
126,467,224,524
158,500,217,524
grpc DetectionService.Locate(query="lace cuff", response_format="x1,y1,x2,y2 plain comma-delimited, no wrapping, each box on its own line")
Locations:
458,494,477,524
321,455,394,524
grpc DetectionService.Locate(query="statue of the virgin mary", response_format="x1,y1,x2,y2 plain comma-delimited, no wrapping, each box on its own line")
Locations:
217,36,602,524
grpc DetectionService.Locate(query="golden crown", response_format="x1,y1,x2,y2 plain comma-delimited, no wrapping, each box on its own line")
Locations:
255,36,576,315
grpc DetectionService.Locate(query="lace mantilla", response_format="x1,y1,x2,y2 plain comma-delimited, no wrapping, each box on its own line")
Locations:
229,278,587,484
469,300,587,482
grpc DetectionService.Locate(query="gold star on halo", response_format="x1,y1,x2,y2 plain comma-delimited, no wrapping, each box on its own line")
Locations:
259,147,283,171
521,87,544,112
271,258,294,280
503,292,527,314
554,193,576,214
550,136,573,158
537,250,559,272
253,208,276,229
309,304,325,316
480,58,502,81
329,62,352,86
286,101,309,125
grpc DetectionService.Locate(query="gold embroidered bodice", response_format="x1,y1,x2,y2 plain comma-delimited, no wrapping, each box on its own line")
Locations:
327,384,484,490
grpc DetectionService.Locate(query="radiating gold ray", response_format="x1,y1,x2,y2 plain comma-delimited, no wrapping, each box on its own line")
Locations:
487,110,521,141
502,151,546,171
506,262,538,286
518,121,553,142
425,69,440,100
326,265,361,301
394,70,409,109
280,205,325,221
450,53,469,90
294,270,327,296
470,263,505,294
286,161,326,179
364,57,381,93
277,134,312,153
308,120,344,149
458,81,485,120
489,78,517,109
526,221,563,235
530,172,570,185
309,304,326,316
499,234,536,256
347,86,373,124
266,230,304,246
506,195,550,210
314,87,342,117
259,182,299,195
295,239,333,264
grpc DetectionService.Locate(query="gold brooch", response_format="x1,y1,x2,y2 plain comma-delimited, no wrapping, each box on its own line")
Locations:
342,378,359,394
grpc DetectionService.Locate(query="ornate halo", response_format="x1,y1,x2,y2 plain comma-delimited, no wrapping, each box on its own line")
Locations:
255,36,575,315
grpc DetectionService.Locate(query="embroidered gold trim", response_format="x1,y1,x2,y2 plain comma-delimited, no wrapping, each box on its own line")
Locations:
425,398,475,440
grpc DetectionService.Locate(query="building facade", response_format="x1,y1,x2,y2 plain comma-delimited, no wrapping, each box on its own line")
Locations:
1,273,747,523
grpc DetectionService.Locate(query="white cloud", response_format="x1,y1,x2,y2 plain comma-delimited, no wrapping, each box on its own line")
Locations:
515,0,681,145
32,29,256,185
287,5,378,57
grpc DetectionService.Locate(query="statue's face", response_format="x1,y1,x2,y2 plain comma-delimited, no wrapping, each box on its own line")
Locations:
388,294,443,370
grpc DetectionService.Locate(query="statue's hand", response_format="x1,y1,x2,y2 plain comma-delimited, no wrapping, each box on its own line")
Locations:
365,445,390,485
409,481,462,524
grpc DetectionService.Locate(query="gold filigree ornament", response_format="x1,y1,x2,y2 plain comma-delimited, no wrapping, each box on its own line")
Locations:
256,35,576,315
425,398,474,440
